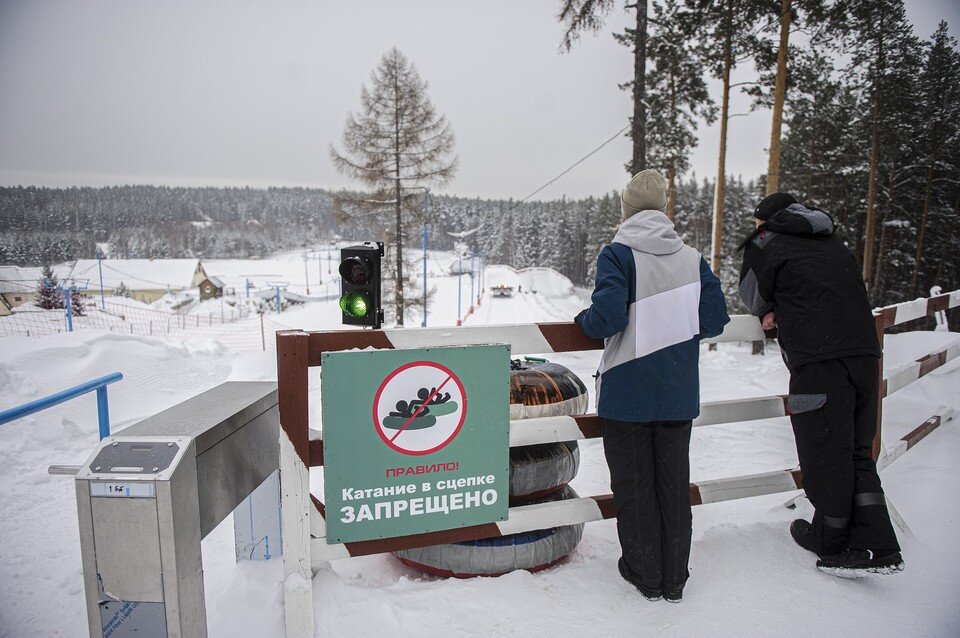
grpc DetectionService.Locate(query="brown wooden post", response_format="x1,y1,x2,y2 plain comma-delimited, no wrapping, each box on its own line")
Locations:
277,330,310,465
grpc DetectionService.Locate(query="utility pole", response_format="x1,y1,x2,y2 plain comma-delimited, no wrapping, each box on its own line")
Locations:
422,190,430,327
96,250,105,310
457,249,462,326
302,252,310,295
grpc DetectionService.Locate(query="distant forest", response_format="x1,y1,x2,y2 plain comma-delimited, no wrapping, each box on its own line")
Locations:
1,172,956,318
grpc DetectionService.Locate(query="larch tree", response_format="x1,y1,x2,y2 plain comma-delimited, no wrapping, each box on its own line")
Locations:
558,0,650,175
330,48,457,326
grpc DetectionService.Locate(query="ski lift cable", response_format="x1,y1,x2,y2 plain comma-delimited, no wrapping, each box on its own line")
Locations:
513,123,630,207
98,263,187,288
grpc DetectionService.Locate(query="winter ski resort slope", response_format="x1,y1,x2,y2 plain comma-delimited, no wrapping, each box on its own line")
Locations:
1,261,959,637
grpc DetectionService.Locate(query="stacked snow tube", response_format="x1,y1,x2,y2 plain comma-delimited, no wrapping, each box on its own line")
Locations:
393,360,588,577
509,359,586,503
393,486,585,578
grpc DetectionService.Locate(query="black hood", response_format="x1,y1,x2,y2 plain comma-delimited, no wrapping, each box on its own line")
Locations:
739,203,834,251
764,203,835,237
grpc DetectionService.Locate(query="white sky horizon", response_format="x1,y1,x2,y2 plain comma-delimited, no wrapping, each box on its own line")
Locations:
1,0,956,202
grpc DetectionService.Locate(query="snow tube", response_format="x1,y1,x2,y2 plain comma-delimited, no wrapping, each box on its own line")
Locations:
393,486,585,578
509,360,587,502
510,442,579,503
509,360,588,420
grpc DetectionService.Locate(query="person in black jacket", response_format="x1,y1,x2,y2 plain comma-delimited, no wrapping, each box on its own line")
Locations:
738,192,903,577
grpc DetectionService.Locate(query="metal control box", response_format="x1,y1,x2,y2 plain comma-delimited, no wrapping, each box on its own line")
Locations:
76,436,202,637
74,382,278,638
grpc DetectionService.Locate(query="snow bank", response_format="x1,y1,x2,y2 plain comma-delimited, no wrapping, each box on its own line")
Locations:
1,266,958,637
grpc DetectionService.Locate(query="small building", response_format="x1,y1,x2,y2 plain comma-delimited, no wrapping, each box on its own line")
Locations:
0,266,43,316
57,259,208,303
198,276,225,301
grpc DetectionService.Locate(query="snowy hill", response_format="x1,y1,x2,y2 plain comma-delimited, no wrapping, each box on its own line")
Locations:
0,263,958,637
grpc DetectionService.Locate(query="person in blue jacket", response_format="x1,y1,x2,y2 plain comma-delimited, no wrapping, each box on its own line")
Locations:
575,169,729,603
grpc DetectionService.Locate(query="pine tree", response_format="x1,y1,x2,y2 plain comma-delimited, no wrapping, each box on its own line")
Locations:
645,0,716,220
584,192,621,283
911,22,960,296
36,264,62,310
747,0,830,195
684,0,770,274
559,0,649,174
779,51,866,245
837,0,917,291
330,48,457,326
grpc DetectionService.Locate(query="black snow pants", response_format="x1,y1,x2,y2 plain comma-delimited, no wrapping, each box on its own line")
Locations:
601,418,692,592
789,355,901,555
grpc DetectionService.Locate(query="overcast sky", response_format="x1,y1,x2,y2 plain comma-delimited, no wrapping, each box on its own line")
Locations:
1,0,957,201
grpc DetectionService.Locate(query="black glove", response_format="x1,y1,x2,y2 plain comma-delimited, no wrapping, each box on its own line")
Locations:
574,308,589,324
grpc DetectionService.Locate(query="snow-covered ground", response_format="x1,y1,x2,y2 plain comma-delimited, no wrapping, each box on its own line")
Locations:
0,262,958,637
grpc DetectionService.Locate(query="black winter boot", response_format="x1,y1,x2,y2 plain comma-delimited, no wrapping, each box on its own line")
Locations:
618,558,662,601
790,519,818,555
816,550,904,577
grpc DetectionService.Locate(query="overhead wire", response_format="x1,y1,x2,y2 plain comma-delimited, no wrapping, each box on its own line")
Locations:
512,123,630,206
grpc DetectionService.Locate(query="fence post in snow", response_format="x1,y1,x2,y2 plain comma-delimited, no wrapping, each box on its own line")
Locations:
931,286,949,331
64,287,74,332
260,313,266,351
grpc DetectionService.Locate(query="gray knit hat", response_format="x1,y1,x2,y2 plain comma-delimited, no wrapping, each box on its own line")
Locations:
621,169,667,219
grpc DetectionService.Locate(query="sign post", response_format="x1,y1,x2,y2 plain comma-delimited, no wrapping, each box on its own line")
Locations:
321,344,509,544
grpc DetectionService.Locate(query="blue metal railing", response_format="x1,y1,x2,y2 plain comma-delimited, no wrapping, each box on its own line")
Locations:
0,372,123,439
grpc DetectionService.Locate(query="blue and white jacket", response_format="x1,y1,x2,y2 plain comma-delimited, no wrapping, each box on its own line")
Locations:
576,211,729,422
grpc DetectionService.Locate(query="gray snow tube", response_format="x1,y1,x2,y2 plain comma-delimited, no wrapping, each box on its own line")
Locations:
393,486,585,578
509,360,587,503
510,442,579,503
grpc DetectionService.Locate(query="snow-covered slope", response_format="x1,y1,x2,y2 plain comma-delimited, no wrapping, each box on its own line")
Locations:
1,265,958,638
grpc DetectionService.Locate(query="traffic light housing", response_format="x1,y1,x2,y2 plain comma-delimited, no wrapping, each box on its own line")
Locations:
338,242,384,328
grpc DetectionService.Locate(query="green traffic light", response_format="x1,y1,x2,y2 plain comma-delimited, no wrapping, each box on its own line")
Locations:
339,292,369,318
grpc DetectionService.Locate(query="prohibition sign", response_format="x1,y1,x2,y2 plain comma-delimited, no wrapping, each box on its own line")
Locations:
372,361,468,456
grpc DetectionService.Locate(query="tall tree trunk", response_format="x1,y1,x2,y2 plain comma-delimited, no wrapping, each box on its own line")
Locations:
862,12,885,291
911,121,940,297
765,0,792,195
667,163,676,220
630,0,648,175
667,64,677,220
711,0,733,275
871,164,896,303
